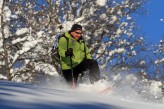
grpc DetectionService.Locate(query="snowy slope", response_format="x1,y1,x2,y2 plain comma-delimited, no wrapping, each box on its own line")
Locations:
0,80,164,109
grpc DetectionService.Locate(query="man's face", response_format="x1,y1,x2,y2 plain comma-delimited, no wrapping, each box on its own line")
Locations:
71,30,82,40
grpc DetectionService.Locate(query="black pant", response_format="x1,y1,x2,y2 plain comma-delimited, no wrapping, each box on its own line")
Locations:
62,59,100,84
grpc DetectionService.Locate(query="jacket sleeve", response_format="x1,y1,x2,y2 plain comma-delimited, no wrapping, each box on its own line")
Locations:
85,43,92,59
58,37,67,58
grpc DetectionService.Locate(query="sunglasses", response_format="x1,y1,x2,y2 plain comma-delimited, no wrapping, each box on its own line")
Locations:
75,32,82,35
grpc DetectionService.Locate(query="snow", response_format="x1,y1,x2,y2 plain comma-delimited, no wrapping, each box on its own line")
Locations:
0,61,5,65
59,18,85,32
3,6,11,21
127,15,132,20
0,75,7,80
11,39,40,66
110,16,117,24
149,81,162,96
61,21,74,32
132,50,137,56
155,58,164,64
35,63,58,76
96,0,107,6
160,19,164,22
11,37,27,44
1,74,164,109
0,39,3,48
115,28,124,37
117,48,125,53
37,31,44,37
4,25,10,38
10,14,18,19
160,58,164,63
0,1,3,8
0,1,164,108
16,28,28,36
108,48,125,56
100,14,107,20
140,60,145,65
74,16,85,23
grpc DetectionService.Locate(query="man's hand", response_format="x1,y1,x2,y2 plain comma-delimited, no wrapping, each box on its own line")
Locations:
65,48,73,57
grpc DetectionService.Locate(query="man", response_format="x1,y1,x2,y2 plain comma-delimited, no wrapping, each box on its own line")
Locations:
58,24,100,85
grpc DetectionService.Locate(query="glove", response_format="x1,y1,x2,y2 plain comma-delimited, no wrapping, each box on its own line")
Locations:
65,48,73,57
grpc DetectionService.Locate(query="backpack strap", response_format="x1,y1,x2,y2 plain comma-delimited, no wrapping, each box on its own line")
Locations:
58,34,69,49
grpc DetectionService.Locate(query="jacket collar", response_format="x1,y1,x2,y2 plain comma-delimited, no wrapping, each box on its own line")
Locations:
65,32,84,42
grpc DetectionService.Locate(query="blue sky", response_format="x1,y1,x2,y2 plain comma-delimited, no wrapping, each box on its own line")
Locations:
136,0,164,44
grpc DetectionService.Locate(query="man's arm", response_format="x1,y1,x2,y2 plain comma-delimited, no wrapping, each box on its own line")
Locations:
84,43,92,59
58,37,68,58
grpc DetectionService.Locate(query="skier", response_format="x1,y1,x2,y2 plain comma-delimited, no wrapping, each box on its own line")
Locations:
58,24,100,85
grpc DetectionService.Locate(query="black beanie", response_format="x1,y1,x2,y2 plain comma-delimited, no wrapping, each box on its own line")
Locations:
70,24,82,32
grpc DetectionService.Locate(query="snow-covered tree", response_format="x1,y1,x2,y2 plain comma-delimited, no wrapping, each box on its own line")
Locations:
21,0,147,70
0,0,55,82
2,0,58,83
153,40,164,81
0,0,11,80
0,0,5,79
1,0,149,83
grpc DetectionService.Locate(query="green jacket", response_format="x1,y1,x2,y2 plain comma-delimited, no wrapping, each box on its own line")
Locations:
58,32,92,70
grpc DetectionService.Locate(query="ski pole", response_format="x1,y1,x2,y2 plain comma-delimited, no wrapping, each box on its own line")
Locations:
70,56,76,89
